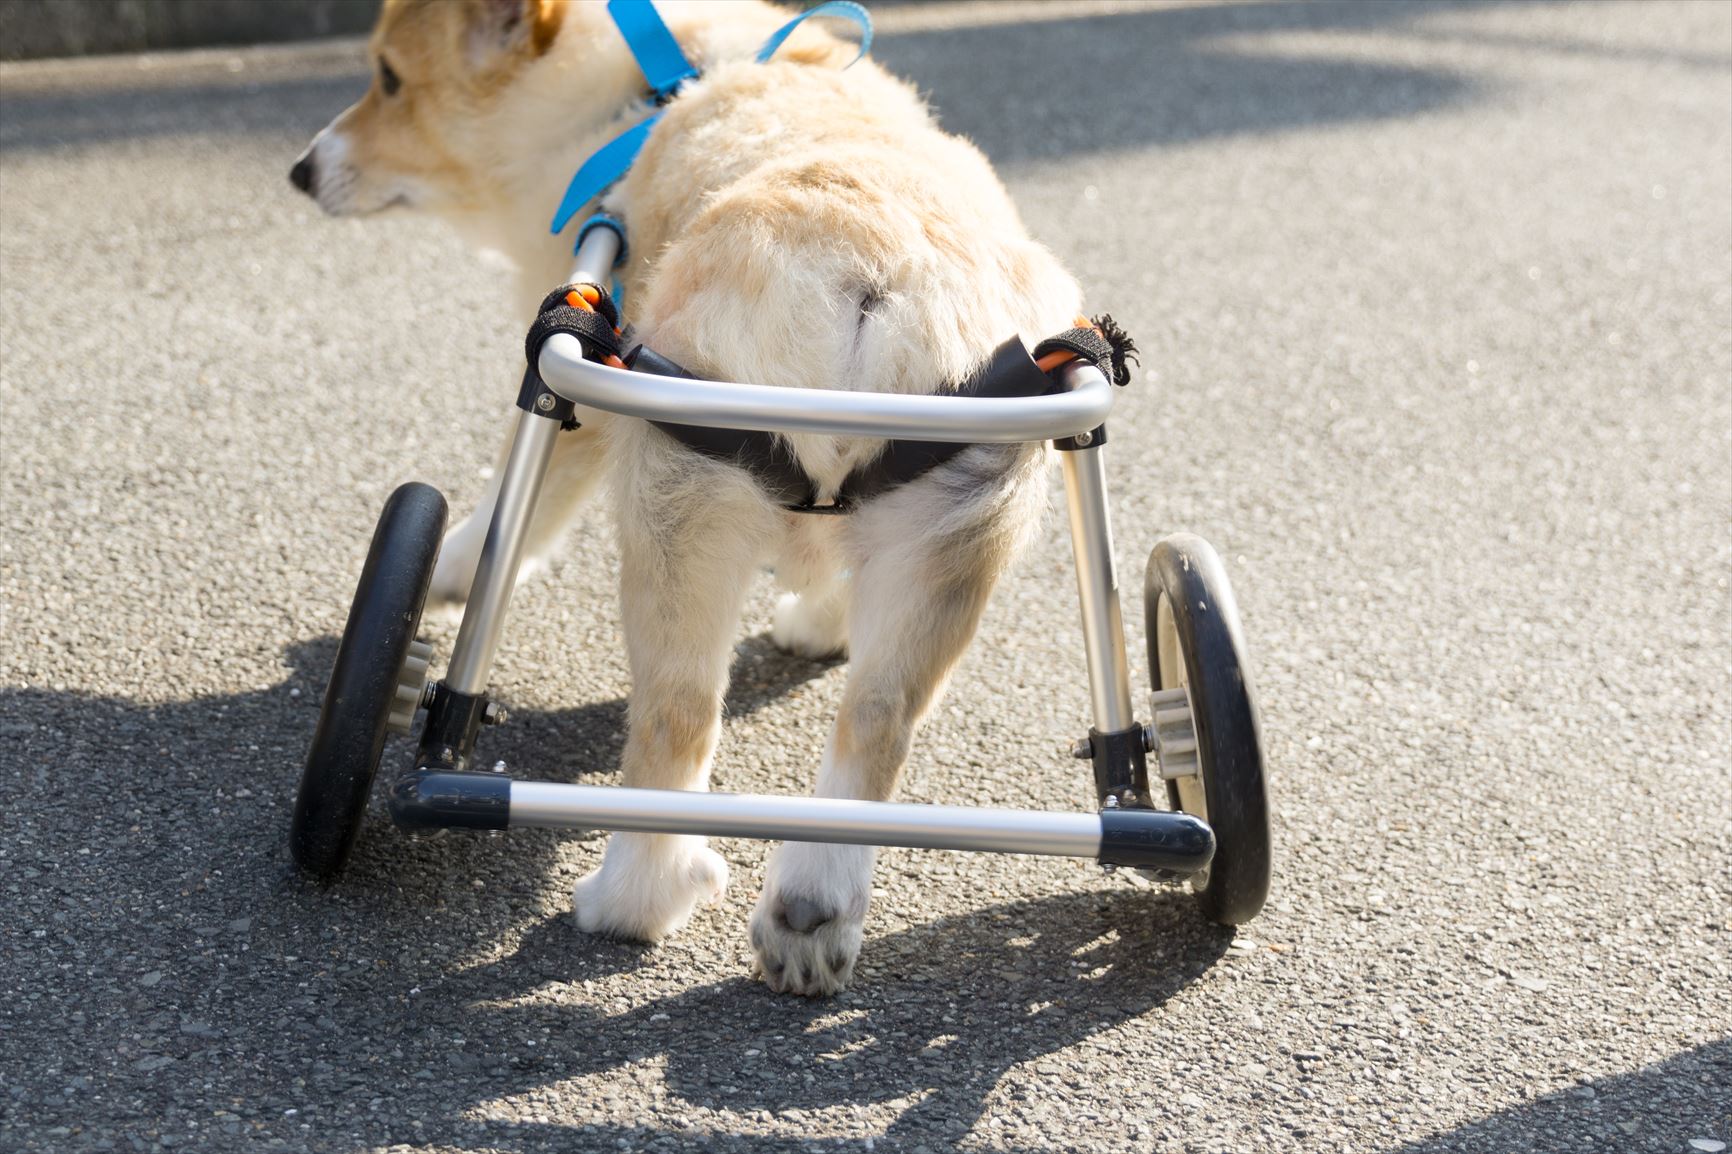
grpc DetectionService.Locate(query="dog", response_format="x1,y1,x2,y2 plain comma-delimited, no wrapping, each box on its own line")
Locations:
291,0,1085,995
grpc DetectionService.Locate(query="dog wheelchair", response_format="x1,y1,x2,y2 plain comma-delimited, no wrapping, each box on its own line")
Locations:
290,220,1271,927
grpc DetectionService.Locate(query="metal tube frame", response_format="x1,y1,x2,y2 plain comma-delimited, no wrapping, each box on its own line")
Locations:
1058,444,1136,735
536,336,1116,442
404,227,1183,867
439,229,621,698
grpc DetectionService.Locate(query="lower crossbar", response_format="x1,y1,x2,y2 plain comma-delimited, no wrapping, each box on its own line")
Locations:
388,771,1214,874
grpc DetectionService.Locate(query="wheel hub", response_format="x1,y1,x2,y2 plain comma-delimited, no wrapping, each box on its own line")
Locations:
386,638,434,737
1146,686,1199,781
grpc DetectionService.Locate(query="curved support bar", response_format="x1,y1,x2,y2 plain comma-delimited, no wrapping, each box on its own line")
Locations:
1098,808,1215,873
536,334,1115,443
389,769,510,831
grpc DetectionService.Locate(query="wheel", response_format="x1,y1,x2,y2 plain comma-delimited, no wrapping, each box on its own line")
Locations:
1144,533,1270,924
291,482,447,879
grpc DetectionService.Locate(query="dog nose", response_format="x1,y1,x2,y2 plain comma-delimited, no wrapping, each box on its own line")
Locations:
289,155,316,195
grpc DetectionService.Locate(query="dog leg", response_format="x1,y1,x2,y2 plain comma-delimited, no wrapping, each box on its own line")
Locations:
769,518,849,658
429,418,610,606
572,436,776,941
751,452,1044,994
771,575,849,659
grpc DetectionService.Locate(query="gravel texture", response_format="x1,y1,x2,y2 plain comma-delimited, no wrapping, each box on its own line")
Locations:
1,1,1728,1151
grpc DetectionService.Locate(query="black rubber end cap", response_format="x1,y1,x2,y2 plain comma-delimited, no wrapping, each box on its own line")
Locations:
389,770,510,831
1098,808,1216,874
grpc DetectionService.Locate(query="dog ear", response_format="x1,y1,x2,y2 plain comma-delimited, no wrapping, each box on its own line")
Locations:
463,0,563,65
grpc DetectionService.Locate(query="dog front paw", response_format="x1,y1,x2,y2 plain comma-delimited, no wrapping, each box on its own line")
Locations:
749,842,872,996
571,833,728,942
771,591,848,659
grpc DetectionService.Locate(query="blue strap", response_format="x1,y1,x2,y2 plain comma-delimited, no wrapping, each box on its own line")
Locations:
551,115,658,235
552,0,874,238
575,212,628,263
576,213,629,303
756,1,873,67
605,0,699,98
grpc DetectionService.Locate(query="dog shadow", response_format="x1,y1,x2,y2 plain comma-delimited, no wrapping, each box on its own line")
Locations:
325,628,844,890
2,634,1226,1150
403,889,1233,1150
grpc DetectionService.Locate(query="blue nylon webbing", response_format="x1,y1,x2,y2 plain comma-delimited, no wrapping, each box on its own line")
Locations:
755,1,872,67
606,0,699,97
551,0,874,238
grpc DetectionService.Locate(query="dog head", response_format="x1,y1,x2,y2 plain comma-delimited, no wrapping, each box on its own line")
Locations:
288,0,573,217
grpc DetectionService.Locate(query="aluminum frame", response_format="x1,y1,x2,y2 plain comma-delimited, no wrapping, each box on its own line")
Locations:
512,783,1103,856
440,228,624,697
429,225,1157,860
388,771,1215,872
1059,445,1136,735
537,333,1117,442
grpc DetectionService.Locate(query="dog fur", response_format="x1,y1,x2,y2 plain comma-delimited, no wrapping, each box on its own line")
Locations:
293,0,1083,995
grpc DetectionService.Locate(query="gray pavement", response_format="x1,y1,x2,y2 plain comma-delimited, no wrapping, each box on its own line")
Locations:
1,2,1728,1151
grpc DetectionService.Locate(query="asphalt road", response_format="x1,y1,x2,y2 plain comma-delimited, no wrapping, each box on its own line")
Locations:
2,2,1728,1152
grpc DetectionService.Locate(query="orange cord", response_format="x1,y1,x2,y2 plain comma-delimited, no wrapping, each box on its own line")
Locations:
564,285,628,368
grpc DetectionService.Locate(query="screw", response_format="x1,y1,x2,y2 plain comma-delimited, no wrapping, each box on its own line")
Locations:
1070,737,1093,760
535,393,556,412
483,702,509,726
1073,430,1093,447
1103,794,1119,809
1101,862,1117,873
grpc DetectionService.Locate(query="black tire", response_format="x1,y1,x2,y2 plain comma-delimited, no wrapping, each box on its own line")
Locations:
1144,533,1270,924
291,483,447,879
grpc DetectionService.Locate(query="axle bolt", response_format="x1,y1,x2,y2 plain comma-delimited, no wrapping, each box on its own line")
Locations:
1071,737,1093,760
482,702,509,726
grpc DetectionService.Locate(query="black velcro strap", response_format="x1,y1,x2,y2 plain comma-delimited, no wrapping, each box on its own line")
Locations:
1032,314,1140,386
525,283,625,368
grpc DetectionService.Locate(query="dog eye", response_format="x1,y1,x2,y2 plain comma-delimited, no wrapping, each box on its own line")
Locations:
378,57,402,97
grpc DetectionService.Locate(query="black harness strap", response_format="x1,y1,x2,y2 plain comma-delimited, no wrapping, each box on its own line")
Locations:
626,337,1057,513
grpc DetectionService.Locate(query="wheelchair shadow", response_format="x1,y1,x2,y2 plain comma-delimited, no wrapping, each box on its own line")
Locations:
0,636,1227,1150
330,628,845,892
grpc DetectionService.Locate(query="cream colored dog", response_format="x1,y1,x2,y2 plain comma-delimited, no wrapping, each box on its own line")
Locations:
292,0,1083,995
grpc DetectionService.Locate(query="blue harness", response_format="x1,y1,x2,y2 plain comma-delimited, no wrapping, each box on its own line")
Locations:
551,0,873,258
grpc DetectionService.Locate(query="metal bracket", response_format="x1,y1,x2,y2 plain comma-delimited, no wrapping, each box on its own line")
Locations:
515,365,579,427
1053,422,1107,452
1083,723,1151,808
415,683,492,771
